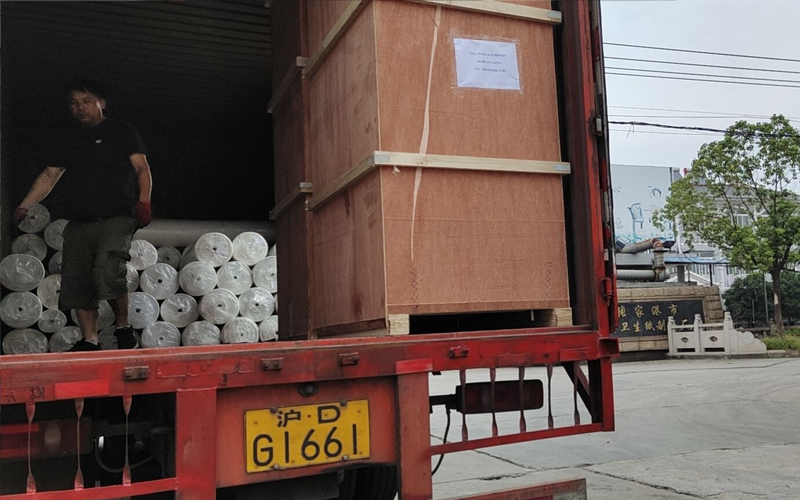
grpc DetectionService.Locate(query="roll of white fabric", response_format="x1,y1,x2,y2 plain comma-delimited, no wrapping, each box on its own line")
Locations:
48,251,63,275
222,317,259,344
38,309,68,333
194,232,233,268
259,316,279,342
2,329,48,355
71,300,115,330
160,294,199,328
49,326,83,353
216,261,253,296
44,219,69,251
267,244,277,257
141,322,181,348
182,321,221,346
18,204,51,234
252,257,277,293
129,239,158,271
179,245,197,269
238,288,275,322
1,292,43,328
126,263,140,293
179,261,218,297
157,245,182,269
128,292,160,329
12,234,48,261
232,232,269,266
0,254,45,292
37,274,62,310
199,289,239,325
140,263,180,300
98,326,119,350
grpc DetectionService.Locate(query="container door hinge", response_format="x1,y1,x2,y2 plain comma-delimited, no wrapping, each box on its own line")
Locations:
602,277,614,305
593,115,605,137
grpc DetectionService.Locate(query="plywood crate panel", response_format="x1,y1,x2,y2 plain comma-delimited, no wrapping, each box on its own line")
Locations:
298,0,569,335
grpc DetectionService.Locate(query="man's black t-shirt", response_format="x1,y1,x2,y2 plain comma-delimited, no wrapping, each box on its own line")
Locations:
48,119,146,221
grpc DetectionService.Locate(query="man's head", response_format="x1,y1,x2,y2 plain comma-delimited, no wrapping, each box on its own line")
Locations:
65,79,107,126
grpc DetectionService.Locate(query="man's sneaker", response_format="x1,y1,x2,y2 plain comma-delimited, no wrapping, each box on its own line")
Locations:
68,340,102,352
115,326,139,349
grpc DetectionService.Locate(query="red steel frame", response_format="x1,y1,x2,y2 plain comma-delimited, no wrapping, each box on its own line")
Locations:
0,1,616,499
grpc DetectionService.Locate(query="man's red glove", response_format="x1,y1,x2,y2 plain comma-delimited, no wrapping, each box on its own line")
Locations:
13,207,28,226
133,202,152,228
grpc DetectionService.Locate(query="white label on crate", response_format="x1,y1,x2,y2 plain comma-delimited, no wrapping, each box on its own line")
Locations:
454,38,520,91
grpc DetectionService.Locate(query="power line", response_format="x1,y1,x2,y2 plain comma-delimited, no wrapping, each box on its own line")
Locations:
609,127,724,137
605,42,800,64
609,121,800,138
605,56,800,76
606,66,800,85
608,106,800,123
607,72,800,89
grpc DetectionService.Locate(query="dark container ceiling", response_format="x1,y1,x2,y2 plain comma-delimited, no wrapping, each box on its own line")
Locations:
1,0,275,248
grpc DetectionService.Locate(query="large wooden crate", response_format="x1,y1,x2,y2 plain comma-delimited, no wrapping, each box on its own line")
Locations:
272,0,572,337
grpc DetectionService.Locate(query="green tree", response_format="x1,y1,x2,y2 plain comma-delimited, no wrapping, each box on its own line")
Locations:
723,274,773,327
655,116,800,335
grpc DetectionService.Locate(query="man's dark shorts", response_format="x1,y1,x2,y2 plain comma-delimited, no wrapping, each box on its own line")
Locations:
59,217,136,310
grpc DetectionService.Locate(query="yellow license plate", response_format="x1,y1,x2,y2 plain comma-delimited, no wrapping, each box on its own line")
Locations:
245,400,370,473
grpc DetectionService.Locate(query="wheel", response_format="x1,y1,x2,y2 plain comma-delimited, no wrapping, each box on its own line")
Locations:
338,465,398,500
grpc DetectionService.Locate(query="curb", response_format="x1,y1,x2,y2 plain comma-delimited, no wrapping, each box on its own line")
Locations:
666,350,800,360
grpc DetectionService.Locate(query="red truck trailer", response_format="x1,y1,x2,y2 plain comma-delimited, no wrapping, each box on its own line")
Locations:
0,1,618,499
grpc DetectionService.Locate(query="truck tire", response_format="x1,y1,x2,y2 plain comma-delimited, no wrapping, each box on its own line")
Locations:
338,465,397,500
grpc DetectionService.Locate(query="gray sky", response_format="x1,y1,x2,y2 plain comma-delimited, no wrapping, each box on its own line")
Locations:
601,0,800,169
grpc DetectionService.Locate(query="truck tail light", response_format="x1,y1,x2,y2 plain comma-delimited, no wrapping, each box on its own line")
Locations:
0,418,92,461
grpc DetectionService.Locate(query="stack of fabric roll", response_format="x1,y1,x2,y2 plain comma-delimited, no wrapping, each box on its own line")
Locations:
1,205,279,354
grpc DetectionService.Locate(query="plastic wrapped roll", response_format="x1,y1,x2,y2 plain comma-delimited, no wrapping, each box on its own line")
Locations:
48,251,63,275
129,239,158,271
98,326,118,350
126,263,140,293
49,326,83,353
160,294,199,328
128,292,160,329
179,261,217,297
3,329,48,355
239,288,275,322
38,309,67,333
182,321,221,346
44,219,69,251
141,322,181,348
12,234,48,261
71,300,115,330
222,317,259,344
232,232,269,266
199,289,239,325
1,292,43,328
259,316,279,342
157,245,181,269
37,274,62,310
0,254,45,292
179,245,197,269
216,261,253,296
267,244,277,257
252,257,278,293
18,203,51,234
194,232,233,268
140,263,180,300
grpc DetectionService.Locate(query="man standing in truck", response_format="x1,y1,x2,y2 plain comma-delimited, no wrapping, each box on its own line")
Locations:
13,79,153,351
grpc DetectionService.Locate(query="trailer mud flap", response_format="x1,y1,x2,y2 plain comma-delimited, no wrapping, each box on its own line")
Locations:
448,478,586,500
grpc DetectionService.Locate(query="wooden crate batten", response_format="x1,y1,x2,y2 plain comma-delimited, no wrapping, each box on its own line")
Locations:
269,182,314,220
302,0,562,79
267,56,309,113
307,151,572,211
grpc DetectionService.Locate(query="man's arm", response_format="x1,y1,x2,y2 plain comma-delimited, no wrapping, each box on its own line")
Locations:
18,166,65,209
130,153,152,203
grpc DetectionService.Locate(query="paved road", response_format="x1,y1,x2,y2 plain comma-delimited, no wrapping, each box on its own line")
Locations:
428,358,800,499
